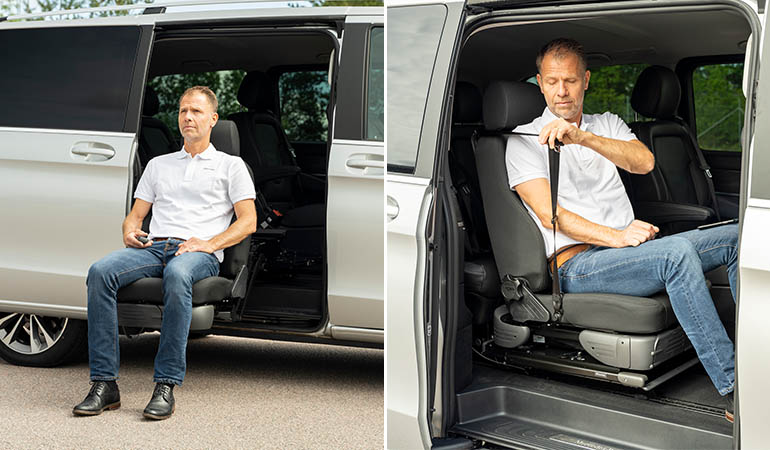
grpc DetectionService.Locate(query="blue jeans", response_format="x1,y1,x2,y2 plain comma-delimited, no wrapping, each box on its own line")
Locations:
559,223,738,395
86,239,219,386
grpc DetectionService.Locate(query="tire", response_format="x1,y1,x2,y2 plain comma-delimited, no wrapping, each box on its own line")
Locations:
0,313,88,367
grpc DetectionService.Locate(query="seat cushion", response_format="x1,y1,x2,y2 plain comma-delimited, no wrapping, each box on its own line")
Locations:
281,203,326,228
536,291,677,334
117,276,233,306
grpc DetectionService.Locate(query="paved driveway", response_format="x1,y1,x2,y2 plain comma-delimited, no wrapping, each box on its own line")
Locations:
0,333,383,449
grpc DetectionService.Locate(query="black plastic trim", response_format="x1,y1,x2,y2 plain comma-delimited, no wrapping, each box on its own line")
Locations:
124,25,154,134
335,22,369,140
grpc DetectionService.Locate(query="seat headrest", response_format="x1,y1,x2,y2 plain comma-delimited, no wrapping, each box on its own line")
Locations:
210,120,240,157
631,65,681,119
453,81,483,124
143,86,160,117
482,81,546,131
237,71,273,111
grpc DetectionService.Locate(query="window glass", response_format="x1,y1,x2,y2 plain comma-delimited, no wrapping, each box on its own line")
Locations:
693,63,745,152
0,26,141,132
366,27,384,141
387,5,448,173
147,70,246,134
583,64,648,124
278,70,330,142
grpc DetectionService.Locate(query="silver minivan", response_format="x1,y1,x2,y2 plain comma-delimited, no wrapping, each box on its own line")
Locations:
0,2,383,367
387,0,769,448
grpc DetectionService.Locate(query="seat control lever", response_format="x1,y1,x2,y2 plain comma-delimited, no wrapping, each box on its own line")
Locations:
501,275,551,323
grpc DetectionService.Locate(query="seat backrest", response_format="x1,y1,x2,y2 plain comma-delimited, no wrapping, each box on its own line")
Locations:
450,81,489,255
229,71,298,206
628,66,714,209
139,87,178,166
474,81,550,291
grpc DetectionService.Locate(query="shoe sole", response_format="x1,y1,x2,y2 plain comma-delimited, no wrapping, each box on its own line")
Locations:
143,404,175,420
726,410,734,423
72,402,121,416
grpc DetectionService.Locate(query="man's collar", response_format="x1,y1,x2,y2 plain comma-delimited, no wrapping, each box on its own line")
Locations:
177,143,217,159
540,106,591,130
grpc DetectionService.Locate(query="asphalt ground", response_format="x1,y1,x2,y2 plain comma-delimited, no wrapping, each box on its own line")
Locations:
0,333,383,449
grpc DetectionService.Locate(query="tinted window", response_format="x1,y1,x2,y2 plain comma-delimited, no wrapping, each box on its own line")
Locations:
387,5,447,172
583,64,648,124
693,63,745,152
148,70,246,134
278,70,330,142
366,27,384,141
0,26,141,132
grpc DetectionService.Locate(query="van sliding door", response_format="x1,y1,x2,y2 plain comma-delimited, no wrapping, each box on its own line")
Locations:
0,25,153,319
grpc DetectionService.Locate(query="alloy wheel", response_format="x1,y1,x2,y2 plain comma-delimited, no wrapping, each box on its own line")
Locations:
0,313,68,355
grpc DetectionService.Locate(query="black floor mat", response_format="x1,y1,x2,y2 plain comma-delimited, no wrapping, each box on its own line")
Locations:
651,364,725,410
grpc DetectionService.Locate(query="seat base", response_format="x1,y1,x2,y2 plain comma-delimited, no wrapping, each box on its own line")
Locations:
117,304,214,331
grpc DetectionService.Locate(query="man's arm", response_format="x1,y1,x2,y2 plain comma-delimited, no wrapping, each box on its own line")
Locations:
175,199,257,256
122,199,153,248
516,178,658,248
539,118,654,174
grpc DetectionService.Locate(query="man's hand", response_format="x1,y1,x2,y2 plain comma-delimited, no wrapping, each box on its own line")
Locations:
539,118,586,149
124,230,151,249
175,237,215,256
613,220,659,248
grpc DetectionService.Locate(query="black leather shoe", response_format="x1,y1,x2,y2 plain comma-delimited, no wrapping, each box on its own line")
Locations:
726,392,734,423
143,383,175,420
73,381,120,416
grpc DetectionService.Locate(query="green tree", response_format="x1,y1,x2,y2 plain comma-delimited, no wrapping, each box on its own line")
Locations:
693,64,745,151
583,64,647,124
278,71,329,142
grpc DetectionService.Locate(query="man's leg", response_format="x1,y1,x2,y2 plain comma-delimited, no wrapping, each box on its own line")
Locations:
152,250,219,385
559,236,734,395
86,245,163,381
674,223,739,300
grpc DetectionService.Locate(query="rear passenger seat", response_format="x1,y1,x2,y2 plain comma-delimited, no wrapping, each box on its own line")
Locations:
624,65,721,234
450,82,500,326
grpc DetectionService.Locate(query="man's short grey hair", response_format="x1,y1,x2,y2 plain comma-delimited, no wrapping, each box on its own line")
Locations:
180,86,218,112
536,38,588,73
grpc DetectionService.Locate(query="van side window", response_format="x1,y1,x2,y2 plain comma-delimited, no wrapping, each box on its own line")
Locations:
583,64,648,124
278,70,330,143
147,70,246,134
693,63,745,152
387,5,448,173
366,27,384,142
0,26,141,132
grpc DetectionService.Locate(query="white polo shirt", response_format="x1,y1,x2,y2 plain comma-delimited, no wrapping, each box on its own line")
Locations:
134,144,256,262
506,107,637,257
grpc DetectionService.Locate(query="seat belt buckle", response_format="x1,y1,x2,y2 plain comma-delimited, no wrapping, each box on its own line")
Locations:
705,168,713,178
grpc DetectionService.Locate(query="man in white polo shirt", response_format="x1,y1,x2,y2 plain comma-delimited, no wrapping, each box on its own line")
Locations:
73,86,256,420
507,38,739,422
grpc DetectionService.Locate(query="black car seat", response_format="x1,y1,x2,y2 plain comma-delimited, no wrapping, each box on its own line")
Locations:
624,66,722,232
116,120,251,331
450,81,490,257
473,81,693,384
228,71,325,257
138,87,178,167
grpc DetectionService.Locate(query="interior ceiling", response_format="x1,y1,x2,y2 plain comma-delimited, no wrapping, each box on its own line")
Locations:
458,8,750,89
148,33,334,77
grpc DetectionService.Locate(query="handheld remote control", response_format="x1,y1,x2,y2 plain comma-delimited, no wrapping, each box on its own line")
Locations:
136,235,149,244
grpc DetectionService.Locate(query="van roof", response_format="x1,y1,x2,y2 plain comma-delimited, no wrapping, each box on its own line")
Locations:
0,1,381,28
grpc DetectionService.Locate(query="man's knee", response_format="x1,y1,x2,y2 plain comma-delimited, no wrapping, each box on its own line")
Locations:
664,236,699,264
162,265,195,289
87,258,113,287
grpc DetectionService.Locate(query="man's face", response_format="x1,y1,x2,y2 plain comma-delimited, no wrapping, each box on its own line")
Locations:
536,51,590,124
178,92,218,143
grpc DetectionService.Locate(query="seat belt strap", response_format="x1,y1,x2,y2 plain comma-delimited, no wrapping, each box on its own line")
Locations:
547,143,564,321
501,131,565,321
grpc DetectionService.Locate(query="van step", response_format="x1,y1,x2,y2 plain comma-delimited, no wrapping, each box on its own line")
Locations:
453,365,732,450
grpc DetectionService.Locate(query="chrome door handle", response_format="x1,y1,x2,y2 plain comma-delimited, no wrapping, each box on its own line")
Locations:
387,196,399,221
346,159,385,170
70,142,116,162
